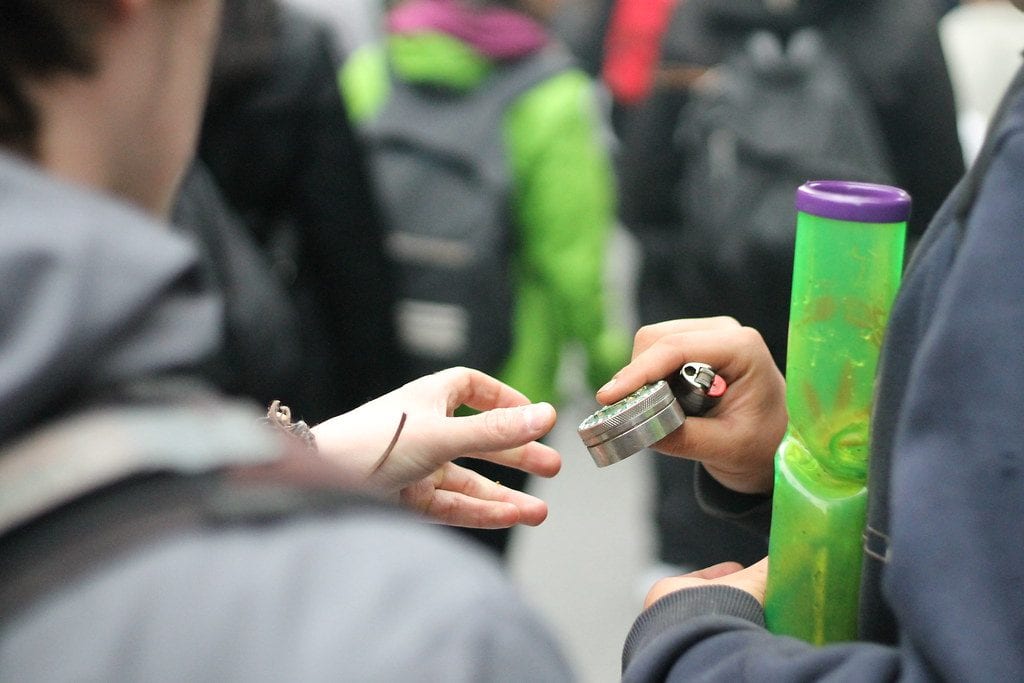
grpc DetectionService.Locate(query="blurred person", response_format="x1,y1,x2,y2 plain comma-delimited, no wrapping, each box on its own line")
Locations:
196,0,405,424
598,8,1024,674
340,0,632,556
546,0,680,136
0,1,577,679
600,0,677,133
939,0,1024,164
616,0,965,586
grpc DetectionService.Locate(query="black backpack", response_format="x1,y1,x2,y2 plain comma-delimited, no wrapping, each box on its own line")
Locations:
672,28,893,367
360,47,574,380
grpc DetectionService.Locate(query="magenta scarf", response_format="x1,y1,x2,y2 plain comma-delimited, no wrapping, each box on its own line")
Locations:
388,0,548,59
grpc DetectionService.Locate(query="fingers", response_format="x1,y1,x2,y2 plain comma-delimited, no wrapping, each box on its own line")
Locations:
649,327,784,492
598,323,763,405
590,320,785,494
630,316,742,359
400,463,550,528
427,366,533,414
644,575,703,609
644,561,744,608
425,400,559,464
457,439,562,478
685,561,745,580
734,557,769,605
643,557,769,609
353,368,562,494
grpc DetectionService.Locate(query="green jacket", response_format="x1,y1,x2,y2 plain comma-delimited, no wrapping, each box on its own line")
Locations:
341,33,630,405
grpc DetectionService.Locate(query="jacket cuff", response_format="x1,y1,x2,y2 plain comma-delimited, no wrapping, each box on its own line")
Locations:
694,462,772,532
622,585,764,669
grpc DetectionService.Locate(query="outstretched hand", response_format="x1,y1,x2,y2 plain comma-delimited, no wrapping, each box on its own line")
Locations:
597,317,786,494
644,558,769,609
311,367,561,528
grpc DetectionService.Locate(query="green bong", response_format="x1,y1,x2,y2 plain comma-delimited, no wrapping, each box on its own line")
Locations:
764,180,910,643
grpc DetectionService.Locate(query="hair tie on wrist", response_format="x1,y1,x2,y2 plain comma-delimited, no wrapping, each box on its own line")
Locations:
372,412,408,473
262,400,317,453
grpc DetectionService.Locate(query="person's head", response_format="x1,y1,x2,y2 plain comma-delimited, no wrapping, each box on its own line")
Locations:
0,0,223,216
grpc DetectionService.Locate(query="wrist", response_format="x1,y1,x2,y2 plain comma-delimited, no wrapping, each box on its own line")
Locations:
695,463,773,515
703,461,774,496
261,401,317,453
308,409,410,490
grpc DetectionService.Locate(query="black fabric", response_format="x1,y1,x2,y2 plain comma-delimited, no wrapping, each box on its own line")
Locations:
199,3,406,423
173,161,305,406
638,0,963,243
655,459,766,568
550,0,616,78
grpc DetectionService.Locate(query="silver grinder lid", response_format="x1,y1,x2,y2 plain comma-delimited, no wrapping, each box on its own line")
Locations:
577,380,686,467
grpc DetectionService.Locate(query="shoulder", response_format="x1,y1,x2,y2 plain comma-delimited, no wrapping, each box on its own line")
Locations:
505,63,608,169
964,72,1024,239
0,506,572,680
509,66,596,128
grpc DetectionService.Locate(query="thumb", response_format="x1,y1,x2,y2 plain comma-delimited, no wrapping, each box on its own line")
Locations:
714,557,768,606
686,561,745,580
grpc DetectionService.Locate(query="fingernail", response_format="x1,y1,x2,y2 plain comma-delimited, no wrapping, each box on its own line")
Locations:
523,403,553,431
598,377,617,394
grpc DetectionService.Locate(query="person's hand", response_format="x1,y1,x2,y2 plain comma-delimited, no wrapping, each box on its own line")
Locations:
310,367,561,528
644,558,769,609
596,317,786,494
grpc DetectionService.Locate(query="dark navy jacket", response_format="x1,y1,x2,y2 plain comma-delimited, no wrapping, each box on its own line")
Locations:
622,65,1024,681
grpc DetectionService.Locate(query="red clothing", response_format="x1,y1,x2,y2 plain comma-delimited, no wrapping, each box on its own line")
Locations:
601,0,676,105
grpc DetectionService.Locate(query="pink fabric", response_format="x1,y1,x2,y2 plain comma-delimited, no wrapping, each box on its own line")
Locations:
388,0,548,59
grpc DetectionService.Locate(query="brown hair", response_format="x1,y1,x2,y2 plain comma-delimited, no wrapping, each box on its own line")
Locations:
0,1,108,157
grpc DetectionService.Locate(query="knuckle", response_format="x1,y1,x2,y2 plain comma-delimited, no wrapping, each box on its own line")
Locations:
481,408,515,441
633,324,656,347
737,325,767,346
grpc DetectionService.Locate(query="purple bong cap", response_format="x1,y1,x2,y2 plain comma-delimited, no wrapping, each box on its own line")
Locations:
796,180,912,224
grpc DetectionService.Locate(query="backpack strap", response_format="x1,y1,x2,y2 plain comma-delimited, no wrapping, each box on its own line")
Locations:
0,470,387,624
0,393,392,623
0,397,283,538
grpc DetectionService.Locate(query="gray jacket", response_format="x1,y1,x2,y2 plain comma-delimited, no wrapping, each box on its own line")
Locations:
0,153,574,682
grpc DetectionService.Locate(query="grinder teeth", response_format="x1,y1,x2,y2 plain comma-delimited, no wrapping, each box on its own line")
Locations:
577,380,677,446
